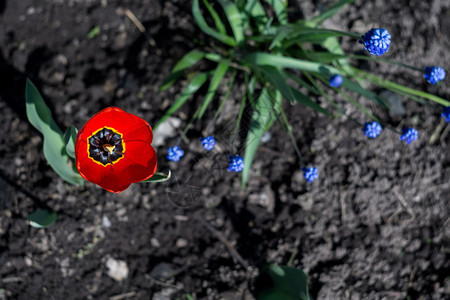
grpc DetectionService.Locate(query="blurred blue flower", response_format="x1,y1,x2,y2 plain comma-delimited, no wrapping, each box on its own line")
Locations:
362,121,382,138
442,107,450,123
227,155,244,172
424,66,446,85
360,28,391,56
329,74,343,88
200,136,216,151
302,167,319,183
400,128,418,144
167,146,184,162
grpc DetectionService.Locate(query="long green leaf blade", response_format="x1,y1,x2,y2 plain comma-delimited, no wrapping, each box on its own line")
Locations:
203,0,227,34
242,88,280,188
244,52,339,75
192,0,237,47
217,0,245,45
63,126,78,159
244,0,268,32
155,72,209,128
265,0,288,24
160,50,206,91
26,79,84,186
197,60,230,119
308,0,357,26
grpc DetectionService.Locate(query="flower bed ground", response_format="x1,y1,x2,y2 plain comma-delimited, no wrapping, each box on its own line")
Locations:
0,0,449,299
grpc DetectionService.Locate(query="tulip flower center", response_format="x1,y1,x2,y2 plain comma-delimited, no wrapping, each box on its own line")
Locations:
88,127,125,166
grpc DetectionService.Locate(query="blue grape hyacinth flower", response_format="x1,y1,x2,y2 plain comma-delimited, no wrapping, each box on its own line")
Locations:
442,107,450,123
400,128,418,144
200,136,216,151
424,66,446,85
302,167,319,183
360,28,391,56
167,145,184,162
329,74,343,88
227,155,244,172
362,121,382,138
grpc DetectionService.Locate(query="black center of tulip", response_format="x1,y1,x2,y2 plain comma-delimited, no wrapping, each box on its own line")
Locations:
88,128,124,166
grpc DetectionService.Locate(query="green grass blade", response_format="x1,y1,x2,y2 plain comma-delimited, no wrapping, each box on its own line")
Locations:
217,0,245,46
353,68,450,106
63,126,78,159
242,87,281,187
26,79,84,186
197,60,230,119
264,0,288,24
160,50,206,91
284,71,321,95
155,72,209,128
341,78,389,108
244,0,268,32
308,0,357,26
203,0,227,34
244,52,339,75
192,0,237,47
257,66,330,115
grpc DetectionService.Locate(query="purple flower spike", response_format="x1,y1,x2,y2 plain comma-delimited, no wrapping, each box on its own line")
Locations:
442,107,450,123
302,167,319,183
167,146,184,162
200,136,216,151
227,155,244,172
400,128,418,144
362,121,382,138
329,74,343,88
360,28,391,56
424,66,446,85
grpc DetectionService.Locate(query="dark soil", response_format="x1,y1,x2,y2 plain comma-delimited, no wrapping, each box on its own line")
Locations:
1,0,449,299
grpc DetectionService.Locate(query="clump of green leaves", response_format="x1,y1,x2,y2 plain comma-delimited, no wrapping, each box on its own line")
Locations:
158,0,449,186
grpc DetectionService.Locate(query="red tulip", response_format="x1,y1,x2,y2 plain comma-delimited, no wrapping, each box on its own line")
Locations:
75,107,157,193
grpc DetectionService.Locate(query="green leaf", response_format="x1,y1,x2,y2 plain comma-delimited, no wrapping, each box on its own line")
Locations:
25,79,84,186
141,170,171,183
203,0,227,34
264,0,288,24
255,264,311,300
308,0,357,26
155,72,209,129
87,26,100,39
244,52,339,75
160,50,206,91
256,66,330,115
197,60,230,119
192,0,237,47
28,209,57,228
217,0,245,46
242,88,281,187
353,68,450,106
63,126,78,159
340,78,389,108
244,0,268,33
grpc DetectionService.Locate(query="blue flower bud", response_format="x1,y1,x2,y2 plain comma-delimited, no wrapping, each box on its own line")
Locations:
362,121,382,138
200,136,216,151
360,28,391,56
400,128,418,144
167,146,184,162
424,66,446,85
227,155,244,172
329,74,343,88
302,167,319,183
